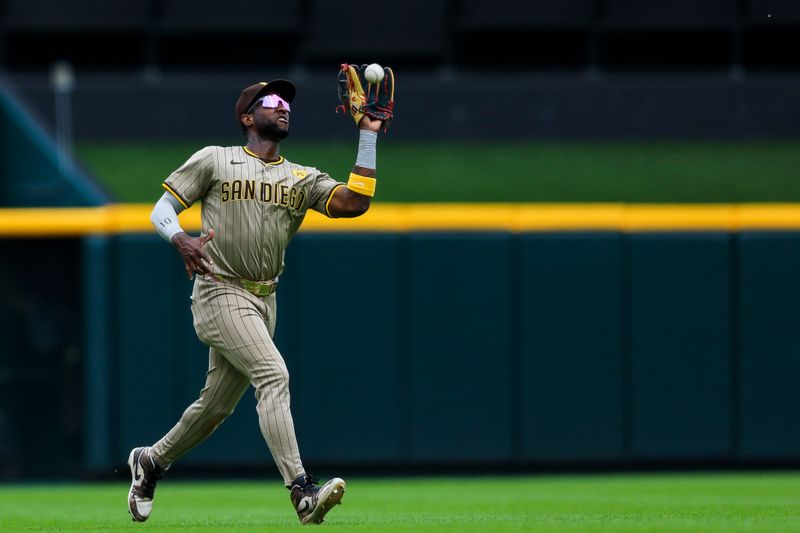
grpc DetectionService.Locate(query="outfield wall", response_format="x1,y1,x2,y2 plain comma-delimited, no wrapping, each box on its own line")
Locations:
3,205,800,478
86,229,800,472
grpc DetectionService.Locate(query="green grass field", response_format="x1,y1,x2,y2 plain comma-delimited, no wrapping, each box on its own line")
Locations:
2,473,799,532
76,141,800,204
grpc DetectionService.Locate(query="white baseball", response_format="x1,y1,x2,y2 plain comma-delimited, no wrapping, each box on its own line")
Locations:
364,63,384,84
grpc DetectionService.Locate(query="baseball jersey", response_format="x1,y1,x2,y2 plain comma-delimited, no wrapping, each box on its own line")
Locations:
163,146,342,281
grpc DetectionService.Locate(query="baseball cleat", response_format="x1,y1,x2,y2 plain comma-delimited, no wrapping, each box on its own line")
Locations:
127,446,167,522
289,474,346,525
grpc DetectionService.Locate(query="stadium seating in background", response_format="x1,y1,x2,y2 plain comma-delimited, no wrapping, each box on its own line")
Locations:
0,0,799,74
3,0,151,69
598,0,738,70
453,0,595,70
301,0,449,69
743,0,800,70
156,0,301,69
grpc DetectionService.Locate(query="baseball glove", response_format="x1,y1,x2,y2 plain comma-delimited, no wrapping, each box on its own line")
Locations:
337,63,395,131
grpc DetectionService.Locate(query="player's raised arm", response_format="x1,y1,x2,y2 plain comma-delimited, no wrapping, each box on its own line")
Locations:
327,63,394,218
327,117,380,217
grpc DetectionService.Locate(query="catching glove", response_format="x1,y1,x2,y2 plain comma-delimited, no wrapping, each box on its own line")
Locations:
337,63,394,131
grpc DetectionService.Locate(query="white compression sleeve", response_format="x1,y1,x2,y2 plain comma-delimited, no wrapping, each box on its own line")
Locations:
150,192,186,243
355,129,377,169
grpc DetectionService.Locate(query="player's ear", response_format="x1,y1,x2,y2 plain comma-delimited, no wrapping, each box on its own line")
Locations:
241,114,254,128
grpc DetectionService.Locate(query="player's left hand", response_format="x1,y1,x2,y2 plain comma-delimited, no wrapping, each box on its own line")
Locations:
172,229,215,280
358,115,383,132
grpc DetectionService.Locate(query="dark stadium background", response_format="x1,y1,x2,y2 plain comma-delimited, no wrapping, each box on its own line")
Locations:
1,0,799,482
4,0,800,143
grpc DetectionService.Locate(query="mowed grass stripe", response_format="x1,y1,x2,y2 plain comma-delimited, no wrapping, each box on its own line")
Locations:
1,473,799,531
76,141,800,204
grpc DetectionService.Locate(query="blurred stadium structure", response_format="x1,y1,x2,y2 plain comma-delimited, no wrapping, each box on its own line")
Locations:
0,0,799,140
1,0,800,481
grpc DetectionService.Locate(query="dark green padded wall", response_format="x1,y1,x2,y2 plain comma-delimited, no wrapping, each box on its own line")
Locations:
282,234,403,464
627,234,733,459
115,235,185,455
405,234,514,461
738,233,800,459
83,236,113,469
518,233,624,461
78,231,800,471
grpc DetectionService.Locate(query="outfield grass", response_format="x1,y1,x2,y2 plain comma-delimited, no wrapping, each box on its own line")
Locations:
1,473,799,532
76,141,800,204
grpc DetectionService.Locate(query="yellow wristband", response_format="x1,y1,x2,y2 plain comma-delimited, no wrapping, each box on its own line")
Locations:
347,173,377,197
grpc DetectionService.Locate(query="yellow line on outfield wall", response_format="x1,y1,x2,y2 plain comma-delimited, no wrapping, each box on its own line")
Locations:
2,203,800,236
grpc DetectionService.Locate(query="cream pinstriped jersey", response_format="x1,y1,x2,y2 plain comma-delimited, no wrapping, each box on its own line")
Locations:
163,146,342,281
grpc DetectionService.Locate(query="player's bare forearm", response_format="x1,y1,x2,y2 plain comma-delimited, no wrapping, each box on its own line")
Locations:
353,164,375,178
328,185,371,218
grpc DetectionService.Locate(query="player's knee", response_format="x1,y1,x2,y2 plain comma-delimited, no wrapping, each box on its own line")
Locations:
253,364,290,393
269,366,290,391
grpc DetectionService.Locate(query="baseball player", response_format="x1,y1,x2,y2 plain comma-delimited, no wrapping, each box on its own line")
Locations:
127,66,394,525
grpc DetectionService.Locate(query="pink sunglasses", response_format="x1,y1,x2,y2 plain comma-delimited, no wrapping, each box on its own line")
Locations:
250,94,291,112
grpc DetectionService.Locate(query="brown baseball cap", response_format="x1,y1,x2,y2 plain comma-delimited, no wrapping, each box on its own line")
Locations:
234,79,296,126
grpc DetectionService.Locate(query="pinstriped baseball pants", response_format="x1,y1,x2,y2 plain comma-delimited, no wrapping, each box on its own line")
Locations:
151,277,304,485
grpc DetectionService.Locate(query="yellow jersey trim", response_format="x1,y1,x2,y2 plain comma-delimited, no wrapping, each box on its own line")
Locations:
162,183,189,209
325,184,347,218
243,147,284,165
3,203,800,236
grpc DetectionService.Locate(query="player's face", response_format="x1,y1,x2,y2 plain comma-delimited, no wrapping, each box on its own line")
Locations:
250,93,290,141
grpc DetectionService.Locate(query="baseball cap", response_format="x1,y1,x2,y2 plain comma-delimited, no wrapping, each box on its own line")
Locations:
235,80,296,126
